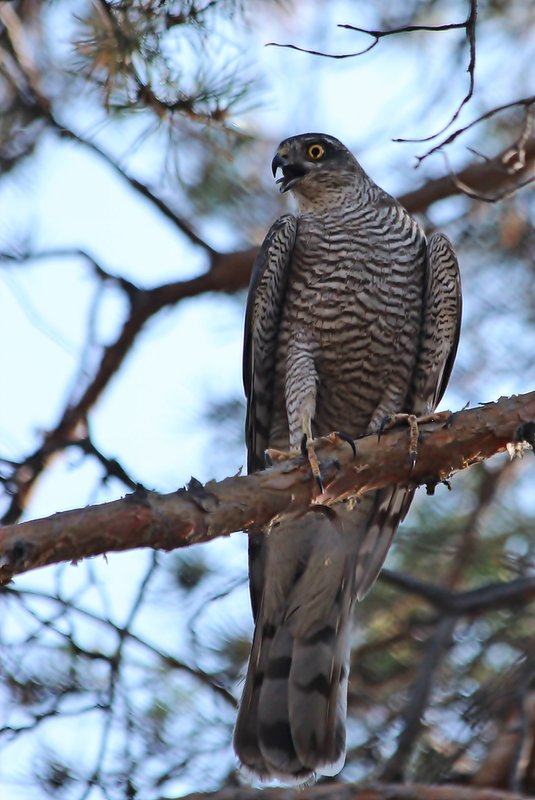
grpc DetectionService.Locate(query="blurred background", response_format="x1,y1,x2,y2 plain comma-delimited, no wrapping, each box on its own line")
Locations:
0,1,534,798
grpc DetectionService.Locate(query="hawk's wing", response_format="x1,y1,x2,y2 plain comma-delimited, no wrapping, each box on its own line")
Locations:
243,214,297,473
411,232,462,414
354,232,462,601
243,214,297,621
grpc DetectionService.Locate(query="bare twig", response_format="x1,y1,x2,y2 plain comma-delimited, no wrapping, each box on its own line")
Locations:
267,1,533,177
407,95,535,166
502,107,535,172
75,436,140,490
269,1,479,150
265,40,380,59
396,0,478,146
399,137,535,212
440,148,535,202
268,15,468,60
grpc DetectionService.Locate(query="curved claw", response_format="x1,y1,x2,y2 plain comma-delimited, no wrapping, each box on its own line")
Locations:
264,450,273,468
409,450,417,473
300,432,308,458
334,430,357,458
378,415,392,443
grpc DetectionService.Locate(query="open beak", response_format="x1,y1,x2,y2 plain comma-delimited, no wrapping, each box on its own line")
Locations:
271,152,308,193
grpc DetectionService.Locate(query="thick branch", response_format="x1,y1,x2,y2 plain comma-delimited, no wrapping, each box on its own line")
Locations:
0,391,533,584
381,571,535,615
179,781,533,800
399,137,535,212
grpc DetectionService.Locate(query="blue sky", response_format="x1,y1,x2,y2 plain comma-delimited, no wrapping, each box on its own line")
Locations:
0,2,534,796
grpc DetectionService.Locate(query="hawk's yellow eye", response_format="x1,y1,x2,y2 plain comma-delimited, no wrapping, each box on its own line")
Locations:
308,144,324,160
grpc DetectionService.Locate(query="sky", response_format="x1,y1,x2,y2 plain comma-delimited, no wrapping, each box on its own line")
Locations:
0,1,534,797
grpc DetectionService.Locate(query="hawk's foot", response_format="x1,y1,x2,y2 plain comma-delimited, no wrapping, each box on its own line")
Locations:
379,410,453,470
267,431,357,494
265,447,300,464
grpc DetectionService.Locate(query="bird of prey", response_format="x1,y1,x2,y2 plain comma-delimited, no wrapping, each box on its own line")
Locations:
234,133,461,784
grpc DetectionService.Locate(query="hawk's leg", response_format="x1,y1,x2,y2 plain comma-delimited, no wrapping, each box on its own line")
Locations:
379,410,453,469
300,413,323,492
282,337,324,489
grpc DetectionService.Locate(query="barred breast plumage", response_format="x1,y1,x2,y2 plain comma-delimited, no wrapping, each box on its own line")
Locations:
270,195,426,450
235,133,461,784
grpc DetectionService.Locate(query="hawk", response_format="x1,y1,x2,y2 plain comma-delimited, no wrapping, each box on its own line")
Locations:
234,133,461,783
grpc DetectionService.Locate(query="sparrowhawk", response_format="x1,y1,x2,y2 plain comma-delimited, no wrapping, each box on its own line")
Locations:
234,133,462,784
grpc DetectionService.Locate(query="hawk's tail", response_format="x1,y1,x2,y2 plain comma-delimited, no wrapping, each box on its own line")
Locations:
233,488,412,784
233,506,362,784
233,582,351,784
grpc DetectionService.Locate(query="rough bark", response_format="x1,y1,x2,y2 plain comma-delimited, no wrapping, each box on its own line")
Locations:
1,391,533,584
178,781,534,800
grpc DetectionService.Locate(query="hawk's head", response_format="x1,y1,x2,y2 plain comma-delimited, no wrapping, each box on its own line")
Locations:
271,133,359,195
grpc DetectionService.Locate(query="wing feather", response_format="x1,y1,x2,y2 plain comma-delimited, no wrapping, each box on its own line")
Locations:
243,214,297,620
411,232,462,414
354,232,462,599
243,214,297,473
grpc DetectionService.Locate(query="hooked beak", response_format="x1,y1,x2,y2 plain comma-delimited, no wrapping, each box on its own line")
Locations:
271,151,308,193
271,153,284,178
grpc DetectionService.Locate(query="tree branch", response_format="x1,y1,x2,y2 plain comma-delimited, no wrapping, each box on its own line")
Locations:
1,391,533,584
395,0,478,147
380,571,535,615
179,780,534,800
399,137,535,213
405,95,535,166
268,8,470,60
